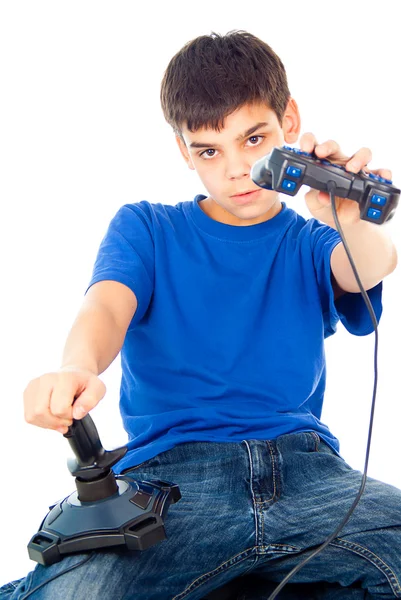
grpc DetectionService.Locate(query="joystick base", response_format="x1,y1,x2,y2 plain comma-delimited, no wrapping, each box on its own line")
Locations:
28,477,181,565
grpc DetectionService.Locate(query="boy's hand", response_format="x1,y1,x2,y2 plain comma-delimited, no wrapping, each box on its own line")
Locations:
299,133,393,229
23,367,106,434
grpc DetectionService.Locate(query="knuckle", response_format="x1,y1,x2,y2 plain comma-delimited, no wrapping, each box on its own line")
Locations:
23,377,39,398
97,378,107,396
24,411,35,424
25,407,44,424
51,406,68,418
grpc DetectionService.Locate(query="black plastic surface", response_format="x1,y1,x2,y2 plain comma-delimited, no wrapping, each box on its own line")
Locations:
251,146,400,224
28,412,181,565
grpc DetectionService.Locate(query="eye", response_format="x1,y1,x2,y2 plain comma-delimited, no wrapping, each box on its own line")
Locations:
247,135,264,146
200,148,217,159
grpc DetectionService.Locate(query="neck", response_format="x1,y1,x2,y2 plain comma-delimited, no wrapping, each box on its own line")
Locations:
199,196,282,226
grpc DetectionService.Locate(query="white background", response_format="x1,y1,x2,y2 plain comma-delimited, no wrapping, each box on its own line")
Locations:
0,0,400,585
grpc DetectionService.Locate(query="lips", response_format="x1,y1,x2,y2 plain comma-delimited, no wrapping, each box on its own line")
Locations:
231,190,258,197
230,189,261,205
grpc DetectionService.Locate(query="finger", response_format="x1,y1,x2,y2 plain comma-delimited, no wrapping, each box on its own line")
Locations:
370,168,393,181
299,132,318,154
23,377,49,426
49,371,81,420
346,147,372,173
24,377,71,430
72,377,106,420
314,139,344,160
304,187,327,210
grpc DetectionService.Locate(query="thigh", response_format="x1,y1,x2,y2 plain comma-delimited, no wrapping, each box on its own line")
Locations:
5,442,258,600
259,436,401,598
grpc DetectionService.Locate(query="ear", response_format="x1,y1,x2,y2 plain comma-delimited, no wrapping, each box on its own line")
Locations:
282,97,301,144
176,136,195,170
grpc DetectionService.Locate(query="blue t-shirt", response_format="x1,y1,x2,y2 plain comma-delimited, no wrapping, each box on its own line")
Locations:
86,195,382,473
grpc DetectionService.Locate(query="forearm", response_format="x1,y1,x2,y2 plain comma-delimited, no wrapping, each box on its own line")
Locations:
334,220,398,292
60,304,125,375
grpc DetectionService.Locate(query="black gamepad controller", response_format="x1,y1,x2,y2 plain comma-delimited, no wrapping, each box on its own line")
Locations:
251,145,399,224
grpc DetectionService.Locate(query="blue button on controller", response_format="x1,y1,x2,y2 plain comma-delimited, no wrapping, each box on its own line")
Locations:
286,166,302,178
367,208,382,220
281,179,297,192
371,194,387,206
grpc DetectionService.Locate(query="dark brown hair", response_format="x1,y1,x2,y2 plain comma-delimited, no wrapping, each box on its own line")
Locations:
160,30,291,139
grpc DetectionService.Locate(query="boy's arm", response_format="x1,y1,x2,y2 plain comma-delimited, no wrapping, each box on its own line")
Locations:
24,281,138,431
330,221,398,295
298,132,398,295
61,280,138,375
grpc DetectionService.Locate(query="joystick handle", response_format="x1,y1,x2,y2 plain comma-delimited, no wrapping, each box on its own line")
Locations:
64,414,127,480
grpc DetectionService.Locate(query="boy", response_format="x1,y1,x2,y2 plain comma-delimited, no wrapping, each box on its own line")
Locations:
2,30,400,599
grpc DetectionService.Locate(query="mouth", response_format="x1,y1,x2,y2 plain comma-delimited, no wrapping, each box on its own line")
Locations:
231,189,261,204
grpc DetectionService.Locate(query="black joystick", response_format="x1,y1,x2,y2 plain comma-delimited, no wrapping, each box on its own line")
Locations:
251,146,400,224
27,414,181,566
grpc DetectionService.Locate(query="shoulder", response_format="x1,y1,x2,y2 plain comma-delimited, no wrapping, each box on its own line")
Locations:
297,215,341,250
282,207,339,248
110,200,193,233
119,199,191,221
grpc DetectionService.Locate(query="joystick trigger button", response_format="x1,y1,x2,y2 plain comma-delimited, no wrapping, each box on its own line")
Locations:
371,194,387,206
130,489,152,510
281,179,297,192
367,208,382,220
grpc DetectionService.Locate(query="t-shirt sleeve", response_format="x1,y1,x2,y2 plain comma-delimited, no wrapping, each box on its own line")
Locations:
85,203,155,327
309,219,383,338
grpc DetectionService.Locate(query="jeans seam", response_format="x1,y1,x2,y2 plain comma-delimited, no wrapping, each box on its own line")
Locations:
171,547,256,599
266,441,278,501
243,441,260,545
310,431,320,451
330,537,401,597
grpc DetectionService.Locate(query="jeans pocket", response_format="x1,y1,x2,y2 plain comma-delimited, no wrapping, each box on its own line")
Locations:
120,459,155,473
120,451,165,474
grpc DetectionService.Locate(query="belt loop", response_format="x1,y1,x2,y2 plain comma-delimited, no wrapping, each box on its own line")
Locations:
310,431,320,452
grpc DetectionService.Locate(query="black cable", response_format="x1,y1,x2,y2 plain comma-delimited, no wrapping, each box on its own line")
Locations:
267,181,379,599
20,552,95,599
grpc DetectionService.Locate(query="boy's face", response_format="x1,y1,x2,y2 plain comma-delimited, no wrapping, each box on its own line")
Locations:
176,99,301,226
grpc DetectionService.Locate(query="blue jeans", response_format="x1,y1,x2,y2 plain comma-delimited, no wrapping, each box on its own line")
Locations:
2,432,401,599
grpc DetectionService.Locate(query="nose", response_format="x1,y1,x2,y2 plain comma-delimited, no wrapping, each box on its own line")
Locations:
225,152,251,180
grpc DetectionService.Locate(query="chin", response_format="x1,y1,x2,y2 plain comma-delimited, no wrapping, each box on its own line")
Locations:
235,204,271,216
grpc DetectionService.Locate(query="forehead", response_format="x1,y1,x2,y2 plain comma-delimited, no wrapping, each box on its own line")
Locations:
181,102,278,145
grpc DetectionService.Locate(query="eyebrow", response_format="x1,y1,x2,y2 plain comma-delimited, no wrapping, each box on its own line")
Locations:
188,122,270,149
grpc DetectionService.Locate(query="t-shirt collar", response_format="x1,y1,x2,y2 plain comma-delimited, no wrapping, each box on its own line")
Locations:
190,194,293,241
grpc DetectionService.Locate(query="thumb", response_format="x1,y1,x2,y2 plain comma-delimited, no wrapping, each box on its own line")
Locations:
72,378,106,419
